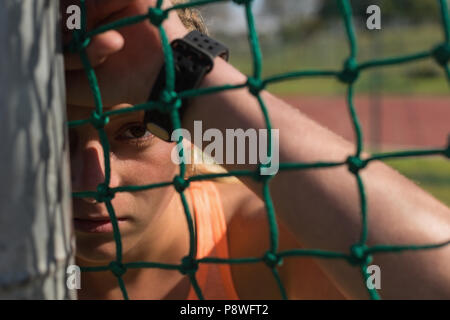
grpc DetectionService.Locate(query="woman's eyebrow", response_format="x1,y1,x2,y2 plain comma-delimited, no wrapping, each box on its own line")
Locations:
67,104,144,126
108,109,144,122
99,102,143,120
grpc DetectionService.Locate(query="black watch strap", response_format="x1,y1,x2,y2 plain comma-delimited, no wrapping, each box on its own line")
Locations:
144,30,229,142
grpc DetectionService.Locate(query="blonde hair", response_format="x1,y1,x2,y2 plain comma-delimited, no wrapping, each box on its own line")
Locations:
172,0,209,34
186,144,238,183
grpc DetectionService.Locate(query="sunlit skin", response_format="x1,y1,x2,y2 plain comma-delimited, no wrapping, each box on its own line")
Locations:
63,0,450,300
68,102,345,300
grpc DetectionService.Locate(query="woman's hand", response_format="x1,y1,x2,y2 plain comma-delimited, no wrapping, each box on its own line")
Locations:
62,0,189,108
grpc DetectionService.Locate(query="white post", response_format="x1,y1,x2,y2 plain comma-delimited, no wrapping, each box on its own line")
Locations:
0,0,75,299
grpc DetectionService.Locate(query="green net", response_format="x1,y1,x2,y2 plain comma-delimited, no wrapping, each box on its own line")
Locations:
67,0,450,300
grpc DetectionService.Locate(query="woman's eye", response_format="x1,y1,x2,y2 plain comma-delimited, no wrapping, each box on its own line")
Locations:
117,124,153,142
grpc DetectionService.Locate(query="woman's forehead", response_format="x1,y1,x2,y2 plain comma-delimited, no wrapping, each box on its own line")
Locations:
67,103,142,120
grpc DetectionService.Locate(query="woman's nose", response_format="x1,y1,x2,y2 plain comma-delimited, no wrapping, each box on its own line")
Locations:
70,139,109,193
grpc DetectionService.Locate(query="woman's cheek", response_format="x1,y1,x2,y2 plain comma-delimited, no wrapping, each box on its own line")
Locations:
119,142,178,215
143,143,179,181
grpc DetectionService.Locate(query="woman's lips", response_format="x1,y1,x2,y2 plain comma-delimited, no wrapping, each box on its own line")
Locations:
73,218,128,233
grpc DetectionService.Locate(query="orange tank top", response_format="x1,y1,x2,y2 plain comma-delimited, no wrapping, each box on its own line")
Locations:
186,181,240,300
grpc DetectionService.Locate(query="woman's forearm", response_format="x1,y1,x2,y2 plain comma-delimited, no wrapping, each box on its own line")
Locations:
185,57,450,299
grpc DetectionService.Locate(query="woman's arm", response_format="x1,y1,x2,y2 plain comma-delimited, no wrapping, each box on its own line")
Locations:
62,0,450,299
184,57,450,299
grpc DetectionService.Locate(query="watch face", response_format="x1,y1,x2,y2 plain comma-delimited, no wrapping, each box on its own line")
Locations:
172,40,214,72
146,121,171,142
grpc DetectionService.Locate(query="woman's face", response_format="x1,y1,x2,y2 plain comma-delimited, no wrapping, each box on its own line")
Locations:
68,104,179,265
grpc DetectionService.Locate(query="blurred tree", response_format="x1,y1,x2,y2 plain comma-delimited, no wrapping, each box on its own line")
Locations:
318,0,440,24
259,0,323,41
261,0,320,20
267,0,442,42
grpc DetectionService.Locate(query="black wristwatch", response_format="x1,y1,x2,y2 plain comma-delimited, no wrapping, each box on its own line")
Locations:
144,30,229,141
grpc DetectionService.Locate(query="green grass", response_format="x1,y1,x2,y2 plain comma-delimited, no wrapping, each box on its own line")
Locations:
263,70,450,96
383,157,450,206
223,24,450,96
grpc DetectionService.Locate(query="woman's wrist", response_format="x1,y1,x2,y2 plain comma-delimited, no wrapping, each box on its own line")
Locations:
183,57,270,176
187,57,256,127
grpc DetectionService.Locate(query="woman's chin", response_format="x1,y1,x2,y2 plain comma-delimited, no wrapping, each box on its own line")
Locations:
75,239,125,265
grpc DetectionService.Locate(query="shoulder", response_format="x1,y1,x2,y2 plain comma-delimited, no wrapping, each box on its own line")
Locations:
212,180,293,254
211,181,277,298
212,180,347,299
211,180,289,298
212,180,263,224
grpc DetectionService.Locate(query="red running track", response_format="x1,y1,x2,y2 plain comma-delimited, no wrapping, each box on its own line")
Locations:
282,95,449,151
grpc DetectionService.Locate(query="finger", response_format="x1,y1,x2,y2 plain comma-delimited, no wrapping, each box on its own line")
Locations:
64,30,125,71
